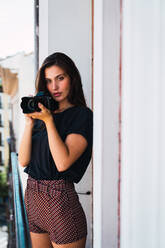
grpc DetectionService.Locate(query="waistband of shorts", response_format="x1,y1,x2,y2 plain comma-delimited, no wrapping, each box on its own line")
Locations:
27,175,74,194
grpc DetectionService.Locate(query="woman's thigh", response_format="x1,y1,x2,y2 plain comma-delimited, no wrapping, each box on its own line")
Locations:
51,236,86,248
30,232,53,248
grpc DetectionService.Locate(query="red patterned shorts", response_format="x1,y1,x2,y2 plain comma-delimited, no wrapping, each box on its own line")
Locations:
24,175,87,244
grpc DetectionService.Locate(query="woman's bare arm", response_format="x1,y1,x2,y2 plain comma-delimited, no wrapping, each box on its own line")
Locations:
24,103,87,172
18,120,34,167
45,117,87,172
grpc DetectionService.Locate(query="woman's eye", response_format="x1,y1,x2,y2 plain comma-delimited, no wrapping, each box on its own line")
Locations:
58,77,64,81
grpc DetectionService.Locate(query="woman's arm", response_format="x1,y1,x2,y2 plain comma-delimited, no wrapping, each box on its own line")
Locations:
18,120,34,167
25,103,87,172
45,117,87,172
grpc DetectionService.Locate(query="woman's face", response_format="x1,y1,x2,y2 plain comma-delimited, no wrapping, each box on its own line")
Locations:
44,65,71,104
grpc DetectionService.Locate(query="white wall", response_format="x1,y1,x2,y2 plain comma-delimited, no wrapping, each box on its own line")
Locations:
159,2,165,247
121,1,164,247
39,0,92,107
39,1,93,247
93,0,120,247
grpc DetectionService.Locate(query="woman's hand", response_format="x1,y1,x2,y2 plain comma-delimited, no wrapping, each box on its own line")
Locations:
25,102,53,124
24,114,35,127
24,94,35,127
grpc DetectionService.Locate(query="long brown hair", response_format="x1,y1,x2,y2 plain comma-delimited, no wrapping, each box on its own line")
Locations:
35,52,87,107
33,52,87,131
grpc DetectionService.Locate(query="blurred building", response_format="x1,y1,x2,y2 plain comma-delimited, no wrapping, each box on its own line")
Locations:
0,51,35,188
0,75,12,172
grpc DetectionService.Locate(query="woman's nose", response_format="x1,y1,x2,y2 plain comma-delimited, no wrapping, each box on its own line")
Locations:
52,80,58,90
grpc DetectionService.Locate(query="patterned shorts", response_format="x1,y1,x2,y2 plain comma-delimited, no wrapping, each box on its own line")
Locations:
24,175,87,244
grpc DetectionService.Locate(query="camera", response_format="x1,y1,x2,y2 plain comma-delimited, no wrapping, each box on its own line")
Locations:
20,91,59,113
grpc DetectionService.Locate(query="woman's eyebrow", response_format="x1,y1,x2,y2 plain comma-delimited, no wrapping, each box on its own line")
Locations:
45,73,66,80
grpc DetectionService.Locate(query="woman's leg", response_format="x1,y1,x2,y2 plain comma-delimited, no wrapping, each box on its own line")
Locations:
30,232,53,248
51,236,86,248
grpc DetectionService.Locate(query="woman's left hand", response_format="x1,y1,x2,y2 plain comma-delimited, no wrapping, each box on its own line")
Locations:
26,102,53,123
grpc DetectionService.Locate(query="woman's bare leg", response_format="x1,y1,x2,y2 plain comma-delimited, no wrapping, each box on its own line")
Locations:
51,236,86,248
30,232,53,248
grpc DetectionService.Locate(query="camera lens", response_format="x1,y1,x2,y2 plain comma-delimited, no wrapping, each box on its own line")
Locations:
27,99,35,111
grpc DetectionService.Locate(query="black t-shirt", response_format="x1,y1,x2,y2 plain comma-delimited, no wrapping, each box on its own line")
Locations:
24,105,93,183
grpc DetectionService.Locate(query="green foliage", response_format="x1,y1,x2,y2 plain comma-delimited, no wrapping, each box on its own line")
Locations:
0,170,8,197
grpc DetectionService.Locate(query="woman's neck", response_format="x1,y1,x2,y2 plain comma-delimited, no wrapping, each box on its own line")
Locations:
54,104,75,113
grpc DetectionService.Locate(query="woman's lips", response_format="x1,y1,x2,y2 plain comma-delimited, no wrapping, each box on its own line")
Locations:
53,93,61,97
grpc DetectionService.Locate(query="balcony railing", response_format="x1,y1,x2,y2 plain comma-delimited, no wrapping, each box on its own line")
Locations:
11,152,32,248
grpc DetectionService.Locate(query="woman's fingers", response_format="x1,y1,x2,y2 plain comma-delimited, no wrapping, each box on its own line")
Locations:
38,102,45,110
24,103,51,123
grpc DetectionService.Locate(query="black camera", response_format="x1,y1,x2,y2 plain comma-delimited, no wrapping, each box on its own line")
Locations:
20,91,59,113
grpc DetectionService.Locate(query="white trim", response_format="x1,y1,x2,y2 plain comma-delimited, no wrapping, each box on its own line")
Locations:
93,0,120,247
39,0,48,67
93,0,103,246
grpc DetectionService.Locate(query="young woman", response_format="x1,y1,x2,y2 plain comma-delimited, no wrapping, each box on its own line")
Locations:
18,52,93,248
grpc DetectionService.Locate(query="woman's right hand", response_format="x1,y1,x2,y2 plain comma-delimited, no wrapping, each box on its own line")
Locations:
24,94,34,127
24,114,34,127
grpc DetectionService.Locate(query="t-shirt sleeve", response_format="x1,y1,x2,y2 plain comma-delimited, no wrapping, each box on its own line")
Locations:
64,107,93,145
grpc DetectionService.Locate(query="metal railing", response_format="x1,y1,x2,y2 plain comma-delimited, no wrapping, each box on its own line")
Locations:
11,152,32,248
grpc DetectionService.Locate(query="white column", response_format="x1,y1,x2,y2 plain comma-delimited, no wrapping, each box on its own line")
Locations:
121,0,164,247
159,1,165,247
39,0,48,67
38,1,93,247
93,0,120,247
